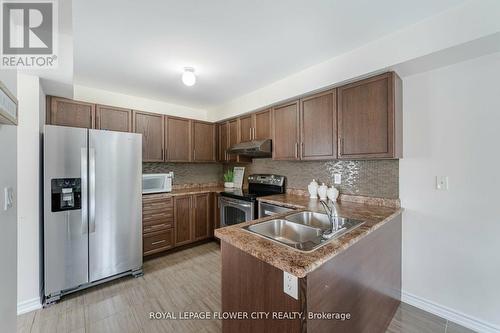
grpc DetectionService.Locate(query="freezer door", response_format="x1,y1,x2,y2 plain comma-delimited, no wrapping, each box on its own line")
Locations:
88,129,142,282
44,125,89,296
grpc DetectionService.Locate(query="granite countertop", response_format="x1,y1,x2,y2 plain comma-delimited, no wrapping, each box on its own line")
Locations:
215,193,403,278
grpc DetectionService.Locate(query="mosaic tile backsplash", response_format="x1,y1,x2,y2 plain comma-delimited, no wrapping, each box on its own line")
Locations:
143,163,223,185
225,159,399,199
144,158,399,199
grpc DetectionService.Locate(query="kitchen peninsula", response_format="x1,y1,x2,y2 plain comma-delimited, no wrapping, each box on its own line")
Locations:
215,194,402,333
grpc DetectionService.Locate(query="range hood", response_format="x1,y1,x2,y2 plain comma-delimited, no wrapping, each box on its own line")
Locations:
227,139,272,157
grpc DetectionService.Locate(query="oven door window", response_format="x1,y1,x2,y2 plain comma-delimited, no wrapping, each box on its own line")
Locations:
220,198,253,226
223,206,247,226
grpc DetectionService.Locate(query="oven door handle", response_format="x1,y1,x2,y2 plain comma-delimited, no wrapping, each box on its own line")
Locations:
219,197,252,208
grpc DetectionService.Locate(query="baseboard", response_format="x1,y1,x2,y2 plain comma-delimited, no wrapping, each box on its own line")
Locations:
402,291,500,333
17,297,41,315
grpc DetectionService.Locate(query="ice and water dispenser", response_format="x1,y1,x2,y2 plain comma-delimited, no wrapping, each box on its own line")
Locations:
51,178,82,212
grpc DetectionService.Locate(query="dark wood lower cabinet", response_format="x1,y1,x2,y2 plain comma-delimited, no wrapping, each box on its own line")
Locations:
174,195,193,246
221,241,303,333
142,194,174,256
221,214,402,333
193,193,211,240
143,192,214,256
213,193,220,232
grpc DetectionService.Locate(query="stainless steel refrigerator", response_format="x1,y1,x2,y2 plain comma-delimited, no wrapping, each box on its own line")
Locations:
43,125,143,304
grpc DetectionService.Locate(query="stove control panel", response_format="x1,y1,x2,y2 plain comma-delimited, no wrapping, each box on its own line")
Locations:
248,174,285,187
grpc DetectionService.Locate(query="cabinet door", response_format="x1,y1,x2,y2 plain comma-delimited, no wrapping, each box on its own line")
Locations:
239,115,253,142
272,101,300,160
174,195,192,246
218,122,229,161
193,121,216,162
133,111,164,162
254,109,271,140
338,72,397,159
95,105,131,132
49,97,95,128
227,119,239,162
300,90,337,160
214,194,220,231
165,117,191,162
193,193,211,241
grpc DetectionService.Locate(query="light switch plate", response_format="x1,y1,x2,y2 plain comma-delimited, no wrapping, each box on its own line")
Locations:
4,187,14,211
436,176,449,190
334,174,342,184
283,271,298,300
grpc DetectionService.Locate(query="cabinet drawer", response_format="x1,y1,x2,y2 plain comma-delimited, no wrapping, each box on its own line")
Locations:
142,208,174,217
143,222,172,234
142,194,173,204
143,211,173,223
143,200,173,210
143,230,174,256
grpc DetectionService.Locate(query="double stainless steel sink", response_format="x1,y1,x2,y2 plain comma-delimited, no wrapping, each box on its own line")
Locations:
244,211,364,252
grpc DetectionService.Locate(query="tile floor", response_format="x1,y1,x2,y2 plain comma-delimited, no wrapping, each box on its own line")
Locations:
17,242,475,333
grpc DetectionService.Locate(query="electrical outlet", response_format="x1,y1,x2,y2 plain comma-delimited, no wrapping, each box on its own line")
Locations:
283,271,298,300
436,176,449,190
4,187,14,211
334,174,342,185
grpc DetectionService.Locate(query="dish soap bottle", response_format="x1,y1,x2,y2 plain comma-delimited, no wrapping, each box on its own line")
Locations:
307,179,319,198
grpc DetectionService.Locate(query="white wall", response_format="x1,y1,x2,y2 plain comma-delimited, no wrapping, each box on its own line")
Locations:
0,69,18,333
208,0,500,121
74,84,208,120
16,74,42,313
401,52,500,332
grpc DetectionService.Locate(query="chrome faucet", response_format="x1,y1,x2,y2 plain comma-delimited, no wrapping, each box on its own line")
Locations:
320,200,339,238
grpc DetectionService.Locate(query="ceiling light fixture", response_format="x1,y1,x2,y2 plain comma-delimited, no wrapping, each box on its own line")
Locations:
182,67,196,86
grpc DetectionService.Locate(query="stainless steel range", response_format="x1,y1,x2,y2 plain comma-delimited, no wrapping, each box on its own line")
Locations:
219,174,285,226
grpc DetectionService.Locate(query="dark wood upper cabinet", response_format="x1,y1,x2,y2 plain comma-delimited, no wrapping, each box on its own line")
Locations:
238,109,271,142
48,97,95,129
227,119,239,162
254,109,272,141
272,101,300,160
239,115,253,142
218,122,229,162
338,72,402,159
192,121,216,162
133,111,164,162
174,195,192,246
165,116,191,162
193,193,211,241
95,105,131,132
300,90,337,160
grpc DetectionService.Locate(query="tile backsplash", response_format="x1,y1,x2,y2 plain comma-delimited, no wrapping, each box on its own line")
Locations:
145,158,399,199
225,159,399,199
143,163,223,186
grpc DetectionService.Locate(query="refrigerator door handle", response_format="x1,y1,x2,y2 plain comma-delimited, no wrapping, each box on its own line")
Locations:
89,147,96,233
66,211,71,236
81,147,88,234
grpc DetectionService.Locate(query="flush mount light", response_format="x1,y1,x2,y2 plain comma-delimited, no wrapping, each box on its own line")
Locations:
182,67,196,86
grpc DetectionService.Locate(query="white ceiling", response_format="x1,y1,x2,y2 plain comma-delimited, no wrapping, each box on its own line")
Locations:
73,0,465,109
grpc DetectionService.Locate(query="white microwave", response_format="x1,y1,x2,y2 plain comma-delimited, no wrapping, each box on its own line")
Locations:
142,173,173,194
